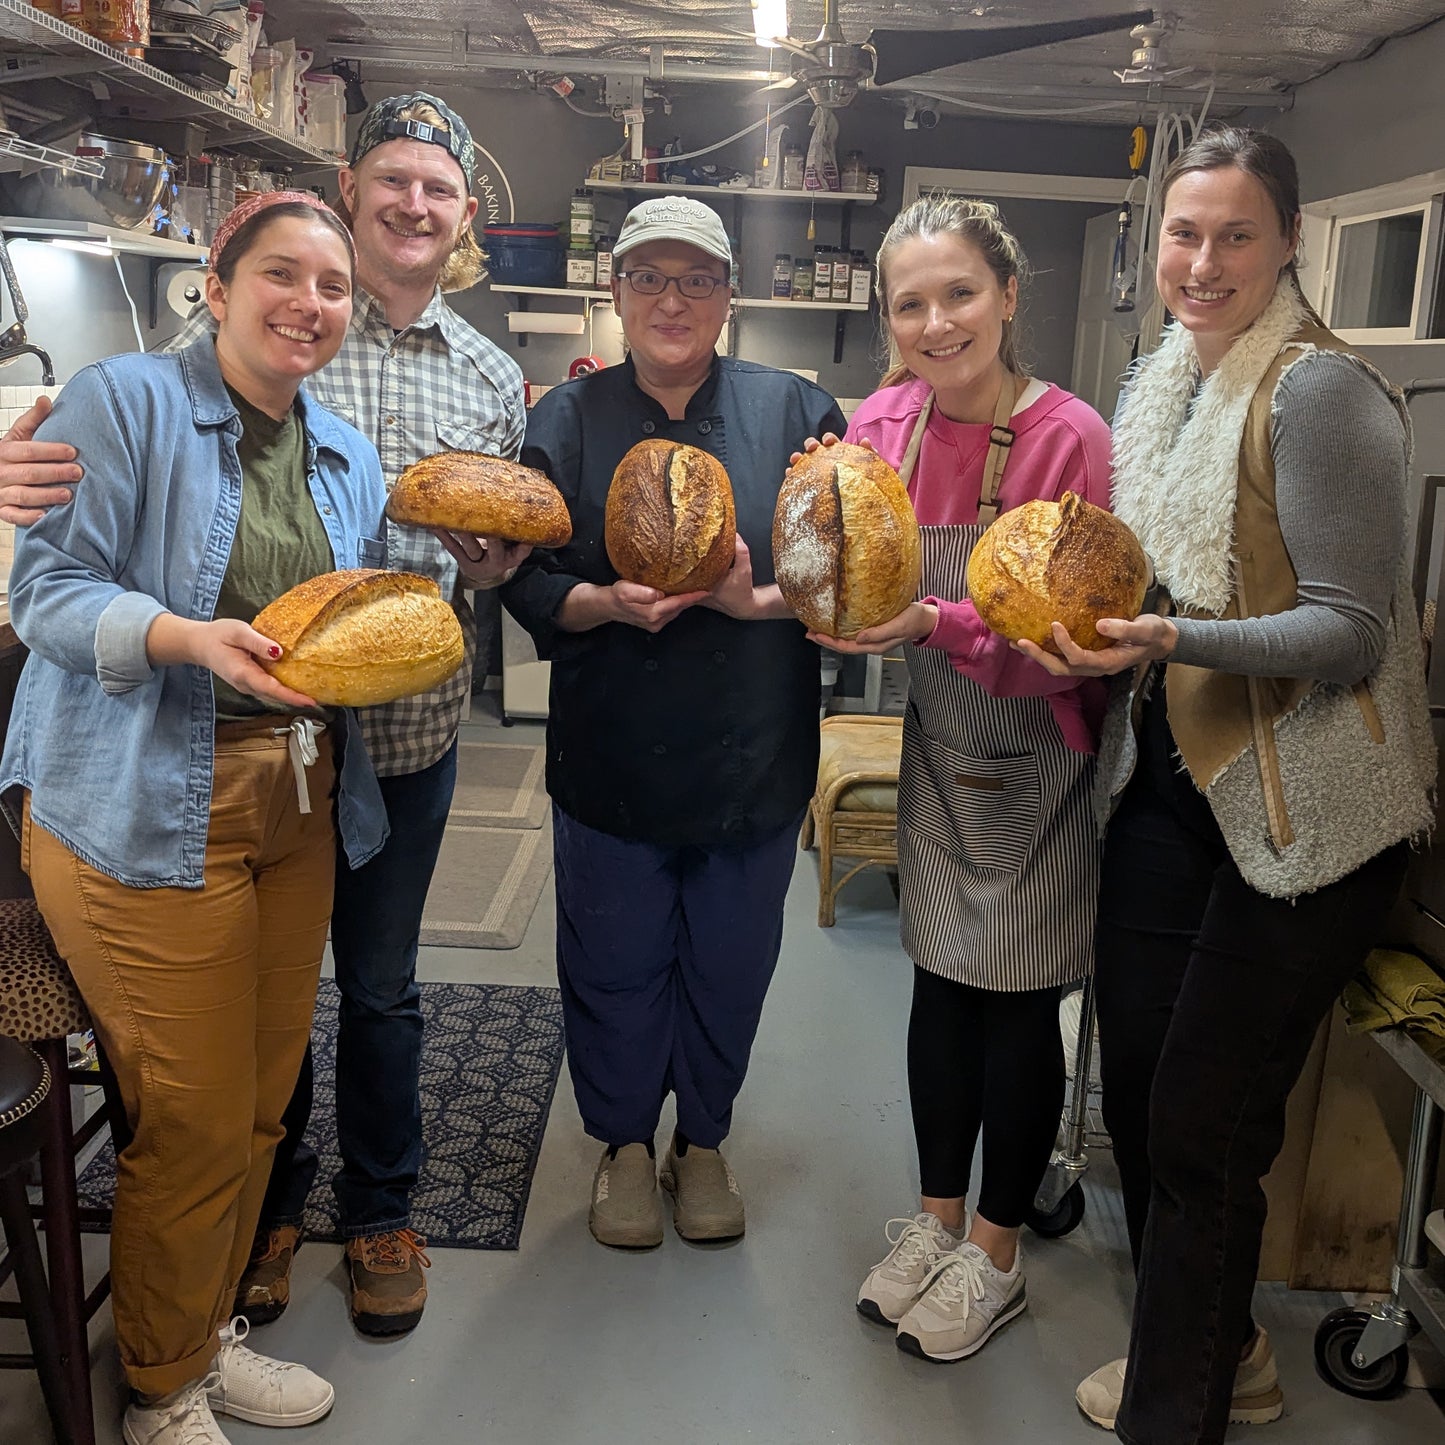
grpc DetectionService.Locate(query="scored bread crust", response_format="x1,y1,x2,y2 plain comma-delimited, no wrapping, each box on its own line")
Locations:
604,440,737,594
253,569,466,706
773,443,921,638
387,451,572,547
966,492,1149,652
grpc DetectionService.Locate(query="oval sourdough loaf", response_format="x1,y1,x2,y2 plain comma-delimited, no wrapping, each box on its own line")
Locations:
387,451,572,547
966,491,1149,652
253,569,465,706
772,442,921,638
605,439,737,594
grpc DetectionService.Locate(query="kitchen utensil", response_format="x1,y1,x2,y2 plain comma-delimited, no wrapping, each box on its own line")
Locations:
5,134,169,231
0,228,55,386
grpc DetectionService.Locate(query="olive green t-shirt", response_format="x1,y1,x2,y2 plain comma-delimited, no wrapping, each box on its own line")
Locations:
212,386,334,723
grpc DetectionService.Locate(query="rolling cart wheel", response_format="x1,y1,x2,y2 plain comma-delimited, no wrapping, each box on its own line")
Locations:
1025,1182,1085,1239
1313,1308,1408,1399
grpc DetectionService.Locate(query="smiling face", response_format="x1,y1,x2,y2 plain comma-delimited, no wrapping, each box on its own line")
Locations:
1157,164,1300,370
883,232,1017,415
611,239,732,390
206,211,354,410
338,137,478,292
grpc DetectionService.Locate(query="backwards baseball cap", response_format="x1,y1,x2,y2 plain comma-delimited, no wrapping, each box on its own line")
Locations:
349,92,475,181
613,196,732,266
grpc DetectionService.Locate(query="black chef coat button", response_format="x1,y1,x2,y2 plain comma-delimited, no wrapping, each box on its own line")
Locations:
697,419,713,435
644,658,659,672
712,650,726,664
652,743,667,756
720,734,732,748
641,420,656,435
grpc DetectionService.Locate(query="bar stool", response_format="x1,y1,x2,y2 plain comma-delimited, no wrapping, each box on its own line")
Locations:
0,1035,74,1445
0,898,113,1445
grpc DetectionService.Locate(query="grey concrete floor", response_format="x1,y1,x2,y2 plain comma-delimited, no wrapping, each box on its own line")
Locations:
3,709,1445,1443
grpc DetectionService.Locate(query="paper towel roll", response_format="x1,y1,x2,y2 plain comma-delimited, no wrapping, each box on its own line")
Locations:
166,269,207,319
507,311,585,335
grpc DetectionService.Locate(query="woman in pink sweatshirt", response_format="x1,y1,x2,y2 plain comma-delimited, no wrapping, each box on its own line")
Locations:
815,195,1111,1363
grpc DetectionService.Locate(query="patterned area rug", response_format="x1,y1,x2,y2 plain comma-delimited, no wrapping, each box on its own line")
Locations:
77,977,566,1250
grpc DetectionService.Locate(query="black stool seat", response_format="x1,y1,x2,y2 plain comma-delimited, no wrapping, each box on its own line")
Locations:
0,1035,75,1444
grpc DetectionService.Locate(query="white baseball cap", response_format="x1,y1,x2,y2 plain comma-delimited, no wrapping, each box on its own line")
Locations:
612,196,733,266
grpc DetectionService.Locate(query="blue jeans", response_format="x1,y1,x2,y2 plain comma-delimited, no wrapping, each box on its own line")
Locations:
323,740,458,1236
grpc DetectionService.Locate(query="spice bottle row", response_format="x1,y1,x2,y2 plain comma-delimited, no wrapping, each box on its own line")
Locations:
772,248,872,305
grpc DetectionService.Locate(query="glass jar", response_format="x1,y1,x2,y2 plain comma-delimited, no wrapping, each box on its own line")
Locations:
569,189,595,248
792,257,813,300
772,253,792,299
840,149,867,193
782,145,805,190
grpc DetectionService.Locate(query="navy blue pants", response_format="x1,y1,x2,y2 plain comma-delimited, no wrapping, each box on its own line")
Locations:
553,805,800,1149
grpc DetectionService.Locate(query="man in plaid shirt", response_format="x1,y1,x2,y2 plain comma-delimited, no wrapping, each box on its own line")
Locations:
0,93,526,1339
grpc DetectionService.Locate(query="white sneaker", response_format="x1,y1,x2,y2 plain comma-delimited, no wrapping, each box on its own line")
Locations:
895,1241,1027,1361
124,1375,231,1445
206,1316,335,1426
856,1212,961,1325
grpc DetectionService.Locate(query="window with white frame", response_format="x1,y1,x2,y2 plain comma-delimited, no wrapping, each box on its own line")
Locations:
1304,173,1445,344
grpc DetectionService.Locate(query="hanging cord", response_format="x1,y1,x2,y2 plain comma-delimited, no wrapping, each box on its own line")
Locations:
656,92,810,164
113,252,144,352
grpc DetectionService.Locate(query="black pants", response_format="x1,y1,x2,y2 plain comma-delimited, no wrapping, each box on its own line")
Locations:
907,966,1064,1228
1097,692,1407,1445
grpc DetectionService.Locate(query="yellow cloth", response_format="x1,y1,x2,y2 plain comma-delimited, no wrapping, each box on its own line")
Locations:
815,720,902,813
1342,948,1445,1047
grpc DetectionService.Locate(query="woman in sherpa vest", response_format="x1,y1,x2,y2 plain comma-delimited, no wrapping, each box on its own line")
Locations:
1019,126,1435,1445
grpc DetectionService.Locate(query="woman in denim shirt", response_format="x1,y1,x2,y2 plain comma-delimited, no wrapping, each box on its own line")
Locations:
0,193,387,1445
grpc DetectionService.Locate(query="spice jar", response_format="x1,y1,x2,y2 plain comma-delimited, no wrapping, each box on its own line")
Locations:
791,257,813,301
569,188,595,249
772,253,792,299
840,149,867,193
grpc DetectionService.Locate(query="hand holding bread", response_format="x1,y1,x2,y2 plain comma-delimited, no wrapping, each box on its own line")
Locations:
252,569,465,706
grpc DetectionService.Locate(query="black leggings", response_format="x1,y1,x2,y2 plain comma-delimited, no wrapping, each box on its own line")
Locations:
907,966,1065,1228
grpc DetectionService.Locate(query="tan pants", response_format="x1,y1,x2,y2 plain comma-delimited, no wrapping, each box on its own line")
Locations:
24,724,337,1395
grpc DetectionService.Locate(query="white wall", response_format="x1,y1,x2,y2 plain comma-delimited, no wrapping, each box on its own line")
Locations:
1267,15,1445,499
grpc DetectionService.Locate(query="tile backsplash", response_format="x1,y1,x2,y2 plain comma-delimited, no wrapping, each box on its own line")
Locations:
0,385,60,600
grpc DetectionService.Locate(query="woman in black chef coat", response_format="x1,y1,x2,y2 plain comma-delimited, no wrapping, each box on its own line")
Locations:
502,196,843,1249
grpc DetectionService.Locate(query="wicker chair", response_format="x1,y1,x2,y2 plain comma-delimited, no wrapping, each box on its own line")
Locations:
801,714,904,926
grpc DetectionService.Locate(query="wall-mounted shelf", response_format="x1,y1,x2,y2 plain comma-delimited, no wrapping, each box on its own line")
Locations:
0,215,205,260
488,283,870,313
588,181,876,207
0,0,334,168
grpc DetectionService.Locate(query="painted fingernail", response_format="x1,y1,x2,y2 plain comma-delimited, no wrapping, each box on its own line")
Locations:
268,645,281,659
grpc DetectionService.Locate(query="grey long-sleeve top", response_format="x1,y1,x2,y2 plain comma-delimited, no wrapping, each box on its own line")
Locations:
1168,351,1408,686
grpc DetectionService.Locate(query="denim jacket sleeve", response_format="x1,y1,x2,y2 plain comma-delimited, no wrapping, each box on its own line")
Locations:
10,367,163,692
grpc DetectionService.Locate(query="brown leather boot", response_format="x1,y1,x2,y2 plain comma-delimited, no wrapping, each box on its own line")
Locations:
344,1228,431,1337
233,1224,301,1326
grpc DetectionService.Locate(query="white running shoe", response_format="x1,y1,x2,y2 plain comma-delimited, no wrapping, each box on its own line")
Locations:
206,1316,335,1426
123,1375,230,1445
857,1212,962,1325
895,1241,1027,1361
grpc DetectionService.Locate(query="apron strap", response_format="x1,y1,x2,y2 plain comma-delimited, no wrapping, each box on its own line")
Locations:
977,375,1022,527
896,390,934,486
895,379,1021,523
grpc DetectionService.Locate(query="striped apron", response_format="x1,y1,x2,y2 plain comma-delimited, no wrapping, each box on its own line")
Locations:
894,391,1098,990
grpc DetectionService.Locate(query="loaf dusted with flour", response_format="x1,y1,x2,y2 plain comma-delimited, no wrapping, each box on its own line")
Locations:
253,569,465,706
605,440,736,594
772,442,921,638
387,451,572,547
966,491,1149,652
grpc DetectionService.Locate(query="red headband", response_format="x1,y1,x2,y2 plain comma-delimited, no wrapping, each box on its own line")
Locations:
208,190,356,275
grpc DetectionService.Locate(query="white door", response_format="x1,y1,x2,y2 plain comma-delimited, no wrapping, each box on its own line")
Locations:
1071,208,1137,422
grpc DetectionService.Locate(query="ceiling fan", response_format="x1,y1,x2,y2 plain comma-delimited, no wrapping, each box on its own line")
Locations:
750,0,1155,109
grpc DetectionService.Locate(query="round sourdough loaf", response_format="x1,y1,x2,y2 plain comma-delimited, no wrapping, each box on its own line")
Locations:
966,491,1149,652
772,442,921,638
387,451,572,547
253,569,465,706
605,439,736,594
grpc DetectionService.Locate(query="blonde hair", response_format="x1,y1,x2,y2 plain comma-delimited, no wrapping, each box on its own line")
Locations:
875,195,1032,389
337,100,484,294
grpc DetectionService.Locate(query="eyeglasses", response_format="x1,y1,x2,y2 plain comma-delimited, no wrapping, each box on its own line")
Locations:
616,269,729,299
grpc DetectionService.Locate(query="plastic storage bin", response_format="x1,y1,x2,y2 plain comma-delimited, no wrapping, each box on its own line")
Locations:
482,224,565,288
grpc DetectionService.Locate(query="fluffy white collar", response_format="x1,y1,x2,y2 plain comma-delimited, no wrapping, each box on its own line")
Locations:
1111,282,1310,615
